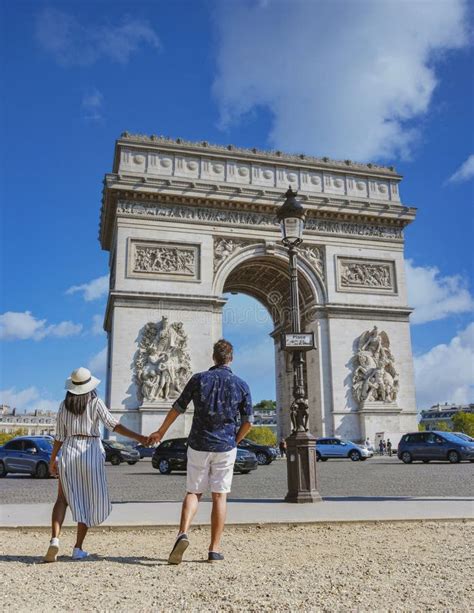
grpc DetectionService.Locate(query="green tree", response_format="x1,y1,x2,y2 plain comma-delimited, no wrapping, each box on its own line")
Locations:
0,428,28,446
432,421,451,432
246,426,277,447
418,422,426,431
253,400,276,412
451,412,474,437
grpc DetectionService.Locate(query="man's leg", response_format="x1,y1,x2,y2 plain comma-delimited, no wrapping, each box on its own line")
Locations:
209,492,227,553
178,492,202,534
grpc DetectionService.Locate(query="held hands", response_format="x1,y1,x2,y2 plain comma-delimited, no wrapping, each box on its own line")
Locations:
137,434,149,446
146,430,163,446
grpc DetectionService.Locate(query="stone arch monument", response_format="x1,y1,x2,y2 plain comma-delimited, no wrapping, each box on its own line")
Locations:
99,133,418,442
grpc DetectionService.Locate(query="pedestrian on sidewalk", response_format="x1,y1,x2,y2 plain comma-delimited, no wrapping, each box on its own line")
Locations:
279,438,287,458
44,367,147,563
379,439,384,456
148,339,253,564
386,438,392,457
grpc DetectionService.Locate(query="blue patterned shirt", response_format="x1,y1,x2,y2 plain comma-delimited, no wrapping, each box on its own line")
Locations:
173,365,254,452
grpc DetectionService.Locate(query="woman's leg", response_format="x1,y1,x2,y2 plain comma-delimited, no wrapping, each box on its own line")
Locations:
51,479,68,539
75,523,89,550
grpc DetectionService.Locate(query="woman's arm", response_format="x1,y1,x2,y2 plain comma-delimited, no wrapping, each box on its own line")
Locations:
113,423,148,445
49,439,63,477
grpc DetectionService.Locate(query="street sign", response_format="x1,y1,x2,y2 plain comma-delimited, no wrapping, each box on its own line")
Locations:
281,332,315,351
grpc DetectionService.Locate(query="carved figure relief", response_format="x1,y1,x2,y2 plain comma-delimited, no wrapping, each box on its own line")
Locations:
213,238,257,272
129,240,199,280
135,316,192,403
337,258,396,293
117,201,404,241
300,246,325,281
352,327,399,405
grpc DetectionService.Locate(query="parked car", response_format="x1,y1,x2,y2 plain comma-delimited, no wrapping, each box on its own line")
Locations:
151,437,258,475
397,431,474,464
237,438,278,465
133,443,156,459
0,436,54,478
316,437,372,461
452,432,474,443
102,439,140,465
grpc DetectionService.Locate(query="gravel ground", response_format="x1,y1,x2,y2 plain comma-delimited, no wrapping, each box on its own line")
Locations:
0,521,472,612
2,457,473,504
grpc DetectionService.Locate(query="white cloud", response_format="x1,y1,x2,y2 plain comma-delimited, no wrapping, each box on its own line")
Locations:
213,0,468,161
0,386,61,413
0,311,82,341
82,88,104,122
414,322,474,409
446,154,474,184
66,275,109,301
88,347,107,379
405,260,474,325
35,9,160,66
92,314,105,336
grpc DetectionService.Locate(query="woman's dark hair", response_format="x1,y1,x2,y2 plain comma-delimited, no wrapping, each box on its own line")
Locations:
64,389,97,415
213,339,233,365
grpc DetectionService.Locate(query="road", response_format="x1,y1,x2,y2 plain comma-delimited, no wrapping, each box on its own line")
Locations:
1,456,473,505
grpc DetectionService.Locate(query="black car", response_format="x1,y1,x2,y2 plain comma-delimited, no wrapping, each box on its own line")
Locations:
102,440,140,465
397,431,474,464
237,438,278,465
152,437,258,475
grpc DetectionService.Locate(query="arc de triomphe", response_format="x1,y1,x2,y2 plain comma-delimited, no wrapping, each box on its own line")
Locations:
99,133,418,443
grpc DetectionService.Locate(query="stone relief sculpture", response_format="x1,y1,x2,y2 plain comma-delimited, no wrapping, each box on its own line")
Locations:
213,238,256,272
117,201,404,240
133,243,196,276
352,326,399,405
300,246,325,280
340,260,393,290
135,316,192,403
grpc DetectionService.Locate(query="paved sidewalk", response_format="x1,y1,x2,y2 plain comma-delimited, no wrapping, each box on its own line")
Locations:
1,496,472,528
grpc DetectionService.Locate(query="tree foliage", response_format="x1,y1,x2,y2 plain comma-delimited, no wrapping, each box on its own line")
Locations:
0,429,28,446
246,426,277,447
451,412,474,437
253,399,276,412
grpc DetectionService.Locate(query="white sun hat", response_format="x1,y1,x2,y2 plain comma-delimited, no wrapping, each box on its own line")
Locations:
65,367,101,395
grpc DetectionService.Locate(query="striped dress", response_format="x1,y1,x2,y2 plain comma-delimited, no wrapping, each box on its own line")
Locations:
54,397,118,527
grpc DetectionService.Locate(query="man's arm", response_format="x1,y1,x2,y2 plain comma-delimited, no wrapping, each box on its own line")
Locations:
147,407,181,445
236,421,252,444
236,382,254,444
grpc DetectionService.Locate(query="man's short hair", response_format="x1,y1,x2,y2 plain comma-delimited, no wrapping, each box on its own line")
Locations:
213,339,233,365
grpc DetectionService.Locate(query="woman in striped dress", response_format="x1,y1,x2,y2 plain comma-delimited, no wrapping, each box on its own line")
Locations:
44,367,148,562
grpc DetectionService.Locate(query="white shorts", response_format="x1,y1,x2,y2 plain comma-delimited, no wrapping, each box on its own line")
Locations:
186,446,237,494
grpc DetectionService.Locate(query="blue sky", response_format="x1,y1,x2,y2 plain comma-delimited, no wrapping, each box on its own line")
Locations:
1,0,473,412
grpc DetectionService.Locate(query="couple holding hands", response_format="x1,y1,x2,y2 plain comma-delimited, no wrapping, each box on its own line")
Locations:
44,339,254,565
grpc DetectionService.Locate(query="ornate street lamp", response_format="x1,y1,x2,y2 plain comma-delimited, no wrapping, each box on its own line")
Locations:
277,187,321,503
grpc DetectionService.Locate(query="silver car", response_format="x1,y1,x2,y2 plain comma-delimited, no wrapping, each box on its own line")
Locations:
316,437,373,461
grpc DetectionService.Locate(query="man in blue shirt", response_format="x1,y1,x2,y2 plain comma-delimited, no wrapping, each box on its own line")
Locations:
148,339,253,564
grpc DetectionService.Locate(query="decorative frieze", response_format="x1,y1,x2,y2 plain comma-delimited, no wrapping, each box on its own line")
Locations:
128,239,200,281
118,201,403,241
336,257,396,294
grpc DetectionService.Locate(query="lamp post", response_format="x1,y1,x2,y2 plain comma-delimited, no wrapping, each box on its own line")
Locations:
277,187,321,503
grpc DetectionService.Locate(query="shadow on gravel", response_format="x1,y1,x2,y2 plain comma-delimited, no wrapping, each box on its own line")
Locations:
324,496,474,502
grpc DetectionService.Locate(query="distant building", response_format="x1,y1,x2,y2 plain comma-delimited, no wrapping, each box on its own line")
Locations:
419,403,474,430
0,405,56,436
253,409,277,434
